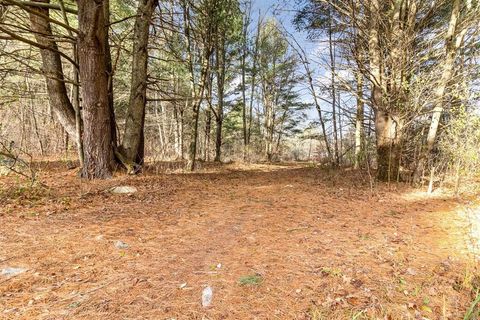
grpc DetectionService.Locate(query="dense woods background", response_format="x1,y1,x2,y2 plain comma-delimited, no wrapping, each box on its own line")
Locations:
0,0,479,186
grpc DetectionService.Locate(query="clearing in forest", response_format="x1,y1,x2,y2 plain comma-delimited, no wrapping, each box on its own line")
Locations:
0,163,479,319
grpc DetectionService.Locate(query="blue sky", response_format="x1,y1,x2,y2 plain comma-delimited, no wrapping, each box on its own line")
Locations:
249,0,334,124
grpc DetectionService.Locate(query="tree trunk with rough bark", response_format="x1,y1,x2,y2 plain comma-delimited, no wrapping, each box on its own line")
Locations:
120,0,158,171
28,0,77,139
214,36,226,162
77,0,115,179
375,110,403,182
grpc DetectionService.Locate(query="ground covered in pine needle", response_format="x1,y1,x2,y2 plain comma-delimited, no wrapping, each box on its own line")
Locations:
1,162,480,319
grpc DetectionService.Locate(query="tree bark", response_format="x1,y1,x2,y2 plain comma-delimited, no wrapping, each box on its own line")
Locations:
204,108,211,161
77,0,115,179
28,0,77,139
120,0,158,170
264,97,275,162
354,71,364,169
214,36,226,162
375,110,403,182
103,0,117,149
368,0,402,181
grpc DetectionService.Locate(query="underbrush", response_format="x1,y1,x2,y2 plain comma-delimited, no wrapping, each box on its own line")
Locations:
0,182,51,207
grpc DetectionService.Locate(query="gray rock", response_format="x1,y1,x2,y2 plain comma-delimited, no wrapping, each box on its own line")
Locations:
114,240,129,249
110,186,137,194
1,267,26,277
202,286,213,307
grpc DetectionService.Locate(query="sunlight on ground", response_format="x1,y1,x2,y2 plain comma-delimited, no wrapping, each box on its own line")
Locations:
401,189,480,260
457,205,480,258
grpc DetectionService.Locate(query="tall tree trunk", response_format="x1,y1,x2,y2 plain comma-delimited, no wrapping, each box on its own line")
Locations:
354,72,364,169
368,0,402,181
182,0,212,171
28,0,77,139
120,0,158,170
173,103,184,160
328,11,339,166
214,36,226,162
58,0,84,167
413,0,463,183
214,113,222,162
264,98,274,162
204,108,211,161
241,13,248,160
246,19,261,156
307,68,331,161
77,0,115,179
103,0,117,149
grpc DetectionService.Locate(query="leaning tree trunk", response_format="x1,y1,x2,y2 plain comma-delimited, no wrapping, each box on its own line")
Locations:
28,0,77,139
120,0,158,171
77,0,115,179
413,0,462,183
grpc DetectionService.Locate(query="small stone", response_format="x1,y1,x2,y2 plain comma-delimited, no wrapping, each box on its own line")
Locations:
247,236,256,243
95,235,104,241
295,289,302,294
406,268,417,276
179,282,187,289
114,240,129,249
110,186,137,194
1,267,26,277
202,286,213,307
216,263,222,269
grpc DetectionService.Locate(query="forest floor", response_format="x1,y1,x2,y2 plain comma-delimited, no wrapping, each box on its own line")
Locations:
1,161,480,320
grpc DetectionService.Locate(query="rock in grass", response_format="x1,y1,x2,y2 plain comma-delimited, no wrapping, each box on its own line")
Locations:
201,286,213,307
114,240,129,249
110,186,137,194
1,267,26,277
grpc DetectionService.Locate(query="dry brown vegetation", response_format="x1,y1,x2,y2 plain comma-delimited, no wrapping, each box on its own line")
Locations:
1,162,480,319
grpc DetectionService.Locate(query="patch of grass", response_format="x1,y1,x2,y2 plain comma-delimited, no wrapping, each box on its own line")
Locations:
464,291,480,320
68,301,81,309
239,274,263,286
455,267,480,292
320,267,343,277
307,307,325,320
351,310,366,320
0,183,49,203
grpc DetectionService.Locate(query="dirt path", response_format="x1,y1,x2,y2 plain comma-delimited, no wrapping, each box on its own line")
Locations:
0,163,478,319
